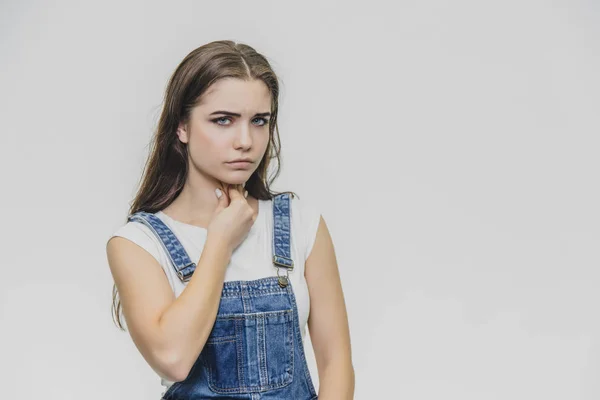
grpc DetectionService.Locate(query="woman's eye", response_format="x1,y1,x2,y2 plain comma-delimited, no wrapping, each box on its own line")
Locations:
253,117,269,126
214,117,231,126
212,117,269,127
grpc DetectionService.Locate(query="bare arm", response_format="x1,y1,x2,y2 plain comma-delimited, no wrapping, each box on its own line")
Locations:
305,216,355,399
106,233,231,382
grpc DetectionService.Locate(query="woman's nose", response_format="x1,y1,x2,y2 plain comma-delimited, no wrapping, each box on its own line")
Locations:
234,127,252,149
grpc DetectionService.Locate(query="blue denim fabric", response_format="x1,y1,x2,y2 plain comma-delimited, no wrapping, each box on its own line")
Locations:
128,193,318,399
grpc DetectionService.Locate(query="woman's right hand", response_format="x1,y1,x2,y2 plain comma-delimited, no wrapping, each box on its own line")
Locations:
207,183,257,254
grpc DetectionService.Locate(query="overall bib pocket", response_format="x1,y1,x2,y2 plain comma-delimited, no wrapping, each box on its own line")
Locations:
202,309,295,393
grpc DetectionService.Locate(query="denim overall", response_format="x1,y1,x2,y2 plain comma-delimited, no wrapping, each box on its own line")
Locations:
128,193,318,400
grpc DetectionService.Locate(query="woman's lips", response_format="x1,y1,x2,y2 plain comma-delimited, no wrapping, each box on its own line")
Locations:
226,161,252,169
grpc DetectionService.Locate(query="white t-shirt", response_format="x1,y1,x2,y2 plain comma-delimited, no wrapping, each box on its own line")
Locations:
109,195,321,391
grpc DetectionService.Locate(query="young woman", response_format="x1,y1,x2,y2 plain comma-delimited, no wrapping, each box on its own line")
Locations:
106,40,354,400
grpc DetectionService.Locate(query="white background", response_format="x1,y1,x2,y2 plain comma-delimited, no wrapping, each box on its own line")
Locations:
1,0,599,399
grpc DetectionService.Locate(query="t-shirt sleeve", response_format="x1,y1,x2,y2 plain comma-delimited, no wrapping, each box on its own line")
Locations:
108,221,179,294
295,196,322,262
108,221,165,269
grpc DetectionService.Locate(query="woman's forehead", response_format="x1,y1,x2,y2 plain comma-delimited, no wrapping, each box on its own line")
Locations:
199,78,271,109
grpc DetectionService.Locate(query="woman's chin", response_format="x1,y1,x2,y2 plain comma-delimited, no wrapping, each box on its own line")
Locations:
217,172,251,186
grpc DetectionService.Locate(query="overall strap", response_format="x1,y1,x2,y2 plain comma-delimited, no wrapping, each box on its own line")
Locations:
127,211,196,282
272,193,294,271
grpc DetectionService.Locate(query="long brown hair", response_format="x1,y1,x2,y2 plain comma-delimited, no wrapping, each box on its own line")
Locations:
111,40,297,331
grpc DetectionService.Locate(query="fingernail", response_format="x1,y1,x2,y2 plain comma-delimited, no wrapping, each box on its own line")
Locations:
215,188,222,198
244,190,248,198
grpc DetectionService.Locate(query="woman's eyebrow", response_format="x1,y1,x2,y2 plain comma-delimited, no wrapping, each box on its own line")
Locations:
209,111,271,117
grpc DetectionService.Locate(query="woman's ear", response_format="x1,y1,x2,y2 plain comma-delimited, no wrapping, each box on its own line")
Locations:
177,123,189,144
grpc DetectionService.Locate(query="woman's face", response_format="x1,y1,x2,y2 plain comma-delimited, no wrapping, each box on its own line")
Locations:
177,77,272,186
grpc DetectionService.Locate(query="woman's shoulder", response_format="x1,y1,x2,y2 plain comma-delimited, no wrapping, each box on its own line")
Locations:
107,214,179,293
108,214,165,265
291,193,321,221
285,194,322,260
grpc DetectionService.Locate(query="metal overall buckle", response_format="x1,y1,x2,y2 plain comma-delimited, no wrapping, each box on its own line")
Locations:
273,255,294,288
277,267,291,288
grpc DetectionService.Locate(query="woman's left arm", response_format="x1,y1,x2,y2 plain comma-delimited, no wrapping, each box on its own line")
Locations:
305,215,355,400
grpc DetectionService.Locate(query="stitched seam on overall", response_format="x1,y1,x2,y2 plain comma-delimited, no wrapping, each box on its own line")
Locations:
259,314,268,388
